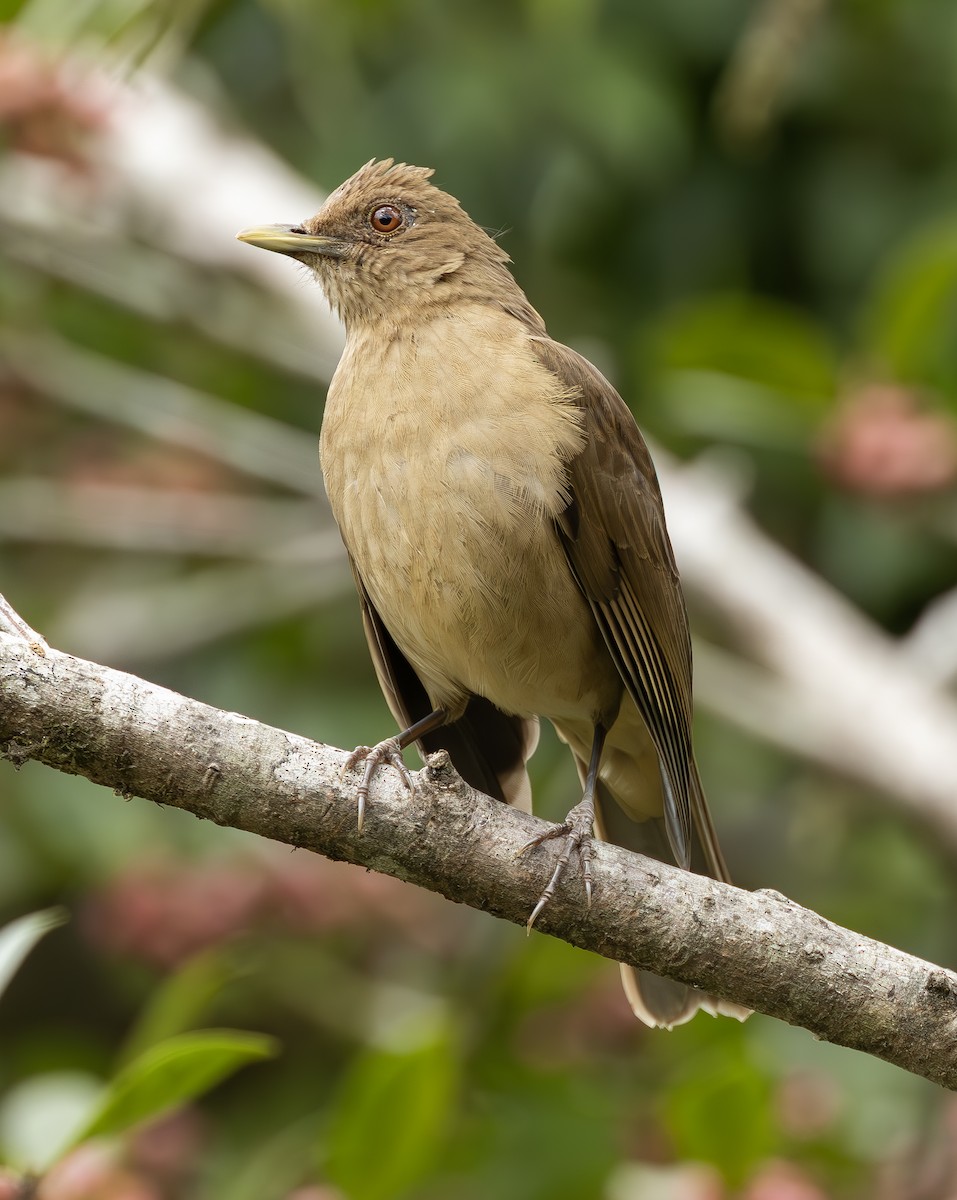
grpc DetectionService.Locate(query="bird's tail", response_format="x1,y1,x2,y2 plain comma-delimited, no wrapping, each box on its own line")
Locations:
587,760,751,1029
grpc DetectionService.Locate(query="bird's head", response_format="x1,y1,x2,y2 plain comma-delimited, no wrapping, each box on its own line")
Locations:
237,159,527,330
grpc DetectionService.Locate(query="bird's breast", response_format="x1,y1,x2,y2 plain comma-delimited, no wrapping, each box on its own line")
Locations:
319,308,614,719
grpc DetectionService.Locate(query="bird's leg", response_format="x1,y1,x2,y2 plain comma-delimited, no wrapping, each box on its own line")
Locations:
343,708,449,832
520,723,607,930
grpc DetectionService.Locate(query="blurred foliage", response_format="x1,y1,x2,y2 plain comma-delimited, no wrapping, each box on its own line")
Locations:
0,912,275,1181
4,0,957,1196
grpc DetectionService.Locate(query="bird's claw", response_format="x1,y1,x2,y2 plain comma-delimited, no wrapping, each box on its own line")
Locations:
518,798,596,932
342,736,414,831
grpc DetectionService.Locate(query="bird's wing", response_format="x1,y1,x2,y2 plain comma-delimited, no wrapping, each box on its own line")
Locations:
531,336,697,867
349,557,538,811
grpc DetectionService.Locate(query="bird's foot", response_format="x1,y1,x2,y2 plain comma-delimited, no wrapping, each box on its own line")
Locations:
518,796,596,931
342,737,414,832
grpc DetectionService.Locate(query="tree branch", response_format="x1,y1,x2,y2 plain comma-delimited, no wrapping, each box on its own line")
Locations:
1,623,956,1091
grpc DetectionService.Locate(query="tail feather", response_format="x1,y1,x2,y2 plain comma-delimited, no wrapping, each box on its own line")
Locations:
586,761,750,1029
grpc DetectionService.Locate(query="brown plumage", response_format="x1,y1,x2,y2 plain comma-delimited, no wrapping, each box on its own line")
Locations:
237,159,748,1028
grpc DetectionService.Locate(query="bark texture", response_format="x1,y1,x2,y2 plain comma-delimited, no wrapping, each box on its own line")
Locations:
2,631,956,1089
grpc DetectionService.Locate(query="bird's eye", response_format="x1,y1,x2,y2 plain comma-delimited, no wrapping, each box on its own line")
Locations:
370,204,403,234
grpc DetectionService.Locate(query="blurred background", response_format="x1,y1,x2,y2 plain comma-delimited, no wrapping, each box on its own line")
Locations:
3,0,957,1195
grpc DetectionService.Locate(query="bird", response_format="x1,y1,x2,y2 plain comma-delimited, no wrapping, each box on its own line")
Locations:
237,159,748,1028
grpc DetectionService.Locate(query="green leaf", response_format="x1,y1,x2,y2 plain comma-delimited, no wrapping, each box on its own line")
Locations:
0,909,67,1004
655,369,822,448
118,949,246,1067
647,292,837,410
863,220,957,395
71,1029,279,1145
325,1017,457,1200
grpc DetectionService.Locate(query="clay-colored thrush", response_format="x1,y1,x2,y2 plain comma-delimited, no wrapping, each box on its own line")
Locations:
238,160,747,1028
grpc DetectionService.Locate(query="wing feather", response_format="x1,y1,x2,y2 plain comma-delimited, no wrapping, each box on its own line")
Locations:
531,336,697,866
